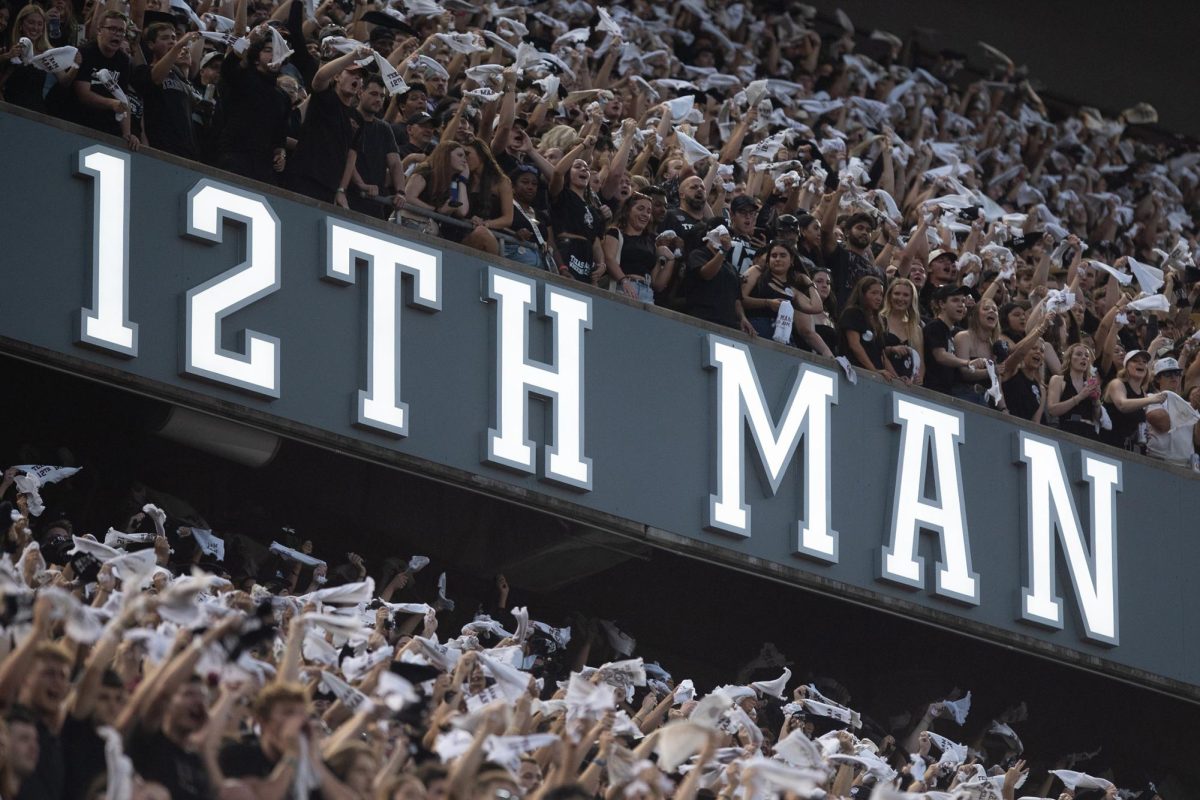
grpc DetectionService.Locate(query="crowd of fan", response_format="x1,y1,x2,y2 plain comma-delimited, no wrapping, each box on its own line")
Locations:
3,0,1200,464
0,464,1168,800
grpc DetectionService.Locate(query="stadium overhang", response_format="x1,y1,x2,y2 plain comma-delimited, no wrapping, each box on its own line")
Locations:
5,106,1200,701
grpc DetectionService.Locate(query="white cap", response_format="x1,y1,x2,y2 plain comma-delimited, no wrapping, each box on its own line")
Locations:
1154,357,1182,376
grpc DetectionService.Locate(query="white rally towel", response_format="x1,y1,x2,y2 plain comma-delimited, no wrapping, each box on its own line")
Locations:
267,25,293,68
189,528,225,560
772,294,795,344
373,50,408,95
81,54,145,114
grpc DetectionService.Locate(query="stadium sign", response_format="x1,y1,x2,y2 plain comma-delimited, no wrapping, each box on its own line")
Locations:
3,108,1198,698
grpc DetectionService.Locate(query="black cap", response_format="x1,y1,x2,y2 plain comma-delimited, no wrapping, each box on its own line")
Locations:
730,195,760,214
143,10,182,29
361,10,418,36
776,214,799,230
933,283,973,301
406,111,434,126
1010,232,1043,254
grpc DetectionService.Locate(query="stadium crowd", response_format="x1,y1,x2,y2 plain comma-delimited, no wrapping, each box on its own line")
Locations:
0,462,1168,800
3,0,1200,464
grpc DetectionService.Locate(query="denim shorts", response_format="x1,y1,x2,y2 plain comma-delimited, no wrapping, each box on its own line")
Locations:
501,240,543,268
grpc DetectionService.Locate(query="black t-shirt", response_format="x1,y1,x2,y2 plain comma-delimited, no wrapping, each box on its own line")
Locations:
923,318,960,394
549,188,604,242
60,714,107,800
128,723,214,800
662,207,707,255
214,56,289,156
3,64,50,112
683,245,741,329
133,64,198,158
219,738,324,799
288,86,363,192
72,42,133,137
826,244,881,307
1003,371,1043,421
14,711,63,800
608,228,657,278
354,116,399,189
838,306,885,370
219,738,276,779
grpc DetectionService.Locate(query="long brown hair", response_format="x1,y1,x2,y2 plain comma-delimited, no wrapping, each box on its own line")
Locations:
755,241,807,297
416,141,465,207
616,193,652,234
463,136,505,200
843,275,886,341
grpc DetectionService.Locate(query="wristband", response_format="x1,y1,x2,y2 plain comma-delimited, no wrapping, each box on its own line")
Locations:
335,188,346,194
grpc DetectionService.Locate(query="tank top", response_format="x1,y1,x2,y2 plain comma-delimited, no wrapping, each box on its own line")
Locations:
1101,381,1146,450
1057,374,1100,440
746,274,795,321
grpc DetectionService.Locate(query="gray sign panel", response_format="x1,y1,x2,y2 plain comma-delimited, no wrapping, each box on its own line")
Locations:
3,108,1199,698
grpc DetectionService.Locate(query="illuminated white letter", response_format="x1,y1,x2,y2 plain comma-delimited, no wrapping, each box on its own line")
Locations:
880,395,979,604
705,336,838,561
324,219,441,436
1018,433,1121,645
77,145,138,356
183,181,281,397
484,268,592,489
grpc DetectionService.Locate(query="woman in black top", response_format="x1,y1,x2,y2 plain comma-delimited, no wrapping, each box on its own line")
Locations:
838,276,896,378
602,193,675,304
404,141,471,237
459,137,513,257
998,315,1054,422
504,165,551,269
1047,343,1103,440
1,5,74,113
548,134,607,285
881,277,923,383
797,266,838,356
740,242,824,341
1101,350,1164,451
793,213,825,270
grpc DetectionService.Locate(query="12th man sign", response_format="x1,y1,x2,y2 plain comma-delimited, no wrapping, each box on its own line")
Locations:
2,108,1198,698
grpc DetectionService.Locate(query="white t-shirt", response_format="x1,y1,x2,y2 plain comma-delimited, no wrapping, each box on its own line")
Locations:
1145,391,1199,466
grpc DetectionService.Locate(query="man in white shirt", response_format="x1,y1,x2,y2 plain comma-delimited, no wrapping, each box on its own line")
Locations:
1145,358,1200,467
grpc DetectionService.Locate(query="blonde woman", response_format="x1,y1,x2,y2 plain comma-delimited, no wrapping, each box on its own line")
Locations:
1047,343,1102,441
882,277,923,384
1,5,74,112
1101,349,1163,452
951,297,1004,404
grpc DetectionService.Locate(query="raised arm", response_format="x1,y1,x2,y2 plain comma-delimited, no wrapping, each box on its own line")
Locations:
548,135,592,198
312,47,370,92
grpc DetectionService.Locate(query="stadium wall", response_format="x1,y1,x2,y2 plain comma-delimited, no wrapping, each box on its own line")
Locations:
3,106,1199,699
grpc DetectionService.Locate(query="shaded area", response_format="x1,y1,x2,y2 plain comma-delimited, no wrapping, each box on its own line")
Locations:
3,353,1196,792
823,0,1200,137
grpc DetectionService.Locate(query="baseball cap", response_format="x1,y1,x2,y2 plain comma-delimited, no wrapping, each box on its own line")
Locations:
730,195,760,214
928,248,956,265
1123,350,1150,366
1153,357,1182,376
776,214,799,230
933,284,972,301
200,51,223,69
406,112,434,127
